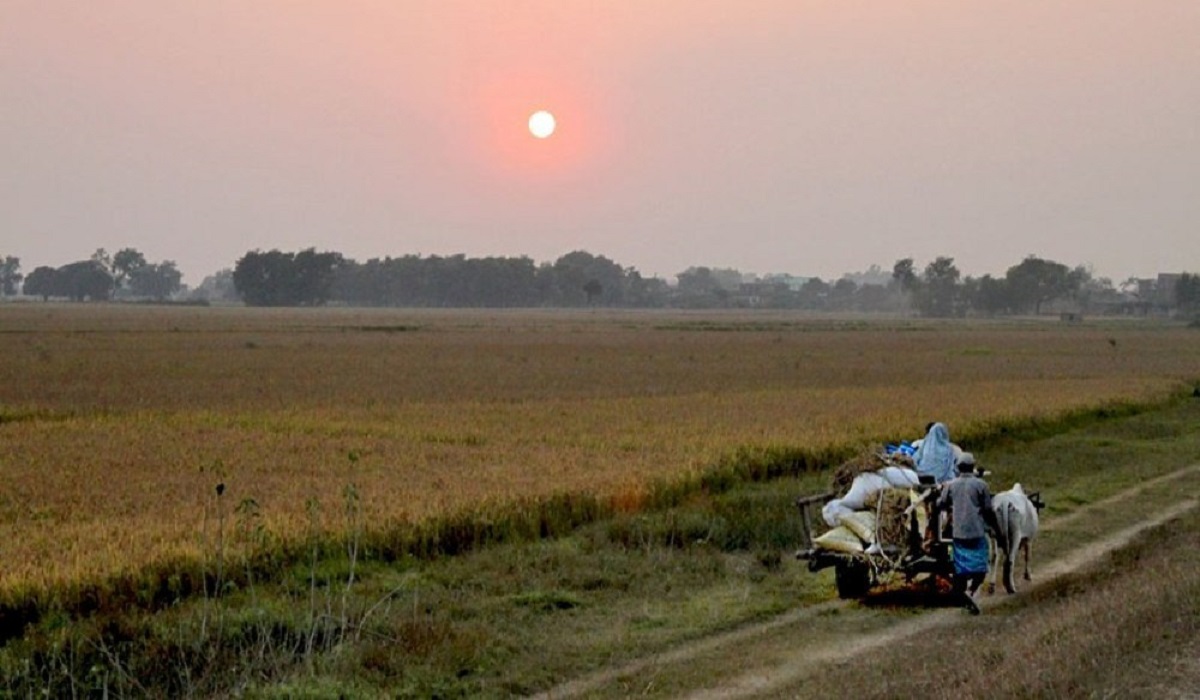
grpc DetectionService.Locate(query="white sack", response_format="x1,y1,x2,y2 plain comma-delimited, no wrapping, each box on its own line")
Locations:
880,466,920,489
841,473,889,510
822,498,855,527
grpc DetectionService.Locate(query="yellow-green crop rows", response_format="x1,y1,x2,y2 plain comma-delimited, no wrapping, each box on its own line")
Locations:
1,305,1196,592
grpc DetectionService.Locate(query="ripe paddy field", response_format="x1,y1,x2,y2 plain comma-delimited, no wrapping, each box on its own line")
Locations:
0,304,1198,695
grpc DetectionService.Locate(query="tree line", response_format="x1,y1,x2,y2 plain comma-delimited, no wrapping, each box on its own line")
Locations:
230,249,670,309
3,246,1198,318
3,249,182,302
226,249,1199,317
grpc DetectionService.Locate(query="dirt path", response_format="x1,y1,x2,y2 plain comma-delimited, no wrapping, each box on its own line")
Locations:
535,464,1200,700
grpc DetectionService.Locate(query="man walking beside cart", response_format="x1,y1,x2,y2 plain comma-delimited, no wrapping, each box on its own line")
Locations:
936,453,998,614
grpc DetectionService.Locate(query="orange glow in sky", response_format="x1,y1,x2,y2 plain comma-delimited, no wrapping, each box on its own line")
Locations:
2,1,1198,283
467,70,615,187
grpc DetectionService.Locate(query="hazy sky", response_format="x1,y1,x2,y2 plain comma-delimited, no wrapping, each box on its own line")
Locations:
3,1,1198,286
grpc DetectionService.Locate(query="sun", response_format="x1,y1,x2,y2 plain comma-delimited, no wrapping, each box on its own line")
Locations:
528,110,556,139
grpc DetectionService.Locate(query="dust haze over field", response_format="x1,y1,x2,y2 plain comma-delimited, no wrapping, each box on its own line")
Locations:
3,2,1199,285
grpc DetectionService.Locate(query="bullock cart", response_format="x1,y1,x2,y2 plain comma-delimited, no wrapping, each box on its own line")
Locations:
794,478,955,599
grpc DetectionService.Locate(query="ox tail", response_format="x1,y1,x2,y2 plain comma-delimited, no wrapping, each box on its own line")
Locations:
992,501,1013,554
997,501,1020,593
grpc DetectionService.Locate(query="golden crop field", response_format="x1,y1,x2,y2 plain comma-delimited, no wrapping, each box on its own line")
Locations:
1,304,1197,593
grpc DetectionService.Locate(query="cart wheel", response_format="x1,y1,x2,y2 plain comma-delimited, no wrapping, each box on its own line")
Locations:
834,560,871,599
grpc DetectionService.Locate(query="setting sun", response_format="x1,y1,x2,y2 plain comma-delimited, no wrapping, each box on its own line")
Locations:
528,110,556,138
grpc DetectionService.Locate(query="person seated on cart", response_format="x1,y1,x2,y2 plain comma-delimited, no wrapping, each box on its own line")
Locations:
935,453,998,615
913,422,963,484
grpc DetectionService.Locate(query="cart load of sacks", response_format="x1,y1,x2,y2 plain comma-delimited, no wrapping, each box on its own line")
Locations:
815,461,927,555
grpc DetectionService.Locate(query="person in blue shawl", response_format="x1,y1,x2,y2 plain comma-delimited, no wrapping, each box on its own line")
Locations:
914,422,959,484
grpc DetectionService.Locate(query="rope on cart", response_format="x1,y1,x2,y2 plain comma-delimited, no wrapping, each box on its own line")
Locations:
868,491,899,586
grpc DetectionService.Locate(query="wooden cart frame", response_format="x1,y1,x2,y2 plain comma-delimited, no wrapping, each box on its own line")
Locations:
793,486,955,599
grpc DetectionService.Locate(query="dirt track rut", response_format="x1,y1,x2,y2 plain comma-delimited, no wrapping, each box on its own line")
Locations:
535,464,1200,699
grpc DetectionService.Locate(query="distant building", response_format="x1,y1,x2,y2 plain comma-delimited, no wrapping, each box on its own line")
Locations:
761,273,811,292
841,264,892,288
734,280,791,307
1099,274,1185,316
1154,273,1181,307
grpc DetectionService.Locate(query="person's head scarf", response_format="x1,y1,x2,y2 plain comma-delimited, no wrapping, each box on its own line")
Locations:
915,422,956,483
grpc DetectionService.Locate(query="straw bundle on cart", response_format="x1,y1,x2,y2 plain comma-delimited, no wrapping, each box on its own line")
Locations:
863,488,913,549
812,445,923,555
830,448,890,497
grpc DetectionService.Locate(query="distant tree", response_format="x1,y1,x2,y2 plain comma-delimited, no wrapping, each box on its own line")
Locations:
583,279,603,305
91,248,113,272
0,255,22,296
915,257,961,317
1005,255,1077,315
23,266,58,300
890,258,919,314
233,250,295,306
853,283,893,312
971,274,1013,316
81,249,117,299
376,255,428,306
233,248,343,306
891,258,918,292
796,277,830,310
191,269,239,303
676,267,720,294
828,278,858,311
129,261,183,300
550,251,628,306
457,256,540,307
625,271,669,308
112,248,148,292
676,266,730,307
58,260,114,301
330,254,544,308
291,248,344,306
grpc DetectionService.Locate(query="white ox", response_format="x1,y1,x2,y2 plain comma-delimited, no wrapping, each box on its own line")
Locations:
987,483,1044,594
